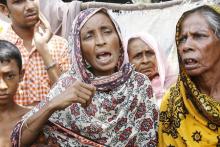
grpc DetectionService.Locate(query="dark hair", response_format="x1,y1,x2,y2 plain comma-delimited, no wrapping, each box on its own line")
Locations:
0,0,7,5
0,40,22,72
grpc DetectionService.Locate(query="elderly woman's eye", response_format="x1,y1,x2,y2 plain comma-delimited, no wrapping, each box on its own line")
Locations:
194,33,207,39
178,36,187,44
148,51,155,56
13,0,19,3
13,0,23,3
134,53,142,59
146,51,155,58
103,28,112,34
83,33,93,40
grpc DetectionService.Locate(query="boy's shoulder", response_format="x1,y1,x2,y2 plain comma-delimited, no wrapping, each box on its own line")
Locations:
15,105,29,119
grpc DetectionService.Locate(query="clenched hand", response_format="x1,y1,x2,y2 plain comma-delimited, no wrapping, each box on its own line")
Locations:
50,79,96,111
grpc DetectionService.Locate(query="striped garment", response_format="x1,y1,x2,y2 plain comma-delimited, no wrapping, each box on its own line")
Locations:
0,26,71,106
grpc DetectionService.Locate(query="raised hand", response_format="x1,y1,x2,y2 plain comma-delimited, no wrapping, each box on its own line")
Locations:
50,79,96,111
33,12,52,54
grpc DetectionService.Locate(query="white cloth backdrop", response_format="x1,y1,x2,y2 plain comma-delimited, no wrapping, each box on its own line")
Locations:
110,1,213,78
0,0,216,78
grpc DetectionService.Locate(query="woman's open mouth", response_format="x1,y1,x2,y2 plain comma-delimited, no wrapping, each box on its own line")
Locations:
183,58,199,70
96,52,112,65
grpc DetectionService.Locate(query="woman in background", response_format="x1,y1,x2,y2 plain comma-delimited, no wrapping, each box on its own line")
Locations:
127,33,177,106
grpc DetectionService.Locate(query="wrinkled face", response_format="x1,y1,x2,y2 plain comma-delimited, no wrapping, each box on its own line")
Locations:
128,38,158,80
0,59,21,105
6,0,39,28
80,12,121,76
178,12,220,76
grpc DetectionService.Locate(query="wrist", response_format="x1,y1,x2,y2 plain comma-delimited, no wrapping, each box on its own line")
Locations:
36,44,49,55
47,98,59,113
45,62,56,70
40,53,54,68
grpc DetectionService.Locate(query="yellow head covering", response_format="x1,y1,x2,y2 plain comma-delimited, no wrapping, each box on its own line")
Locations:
159,5,220,147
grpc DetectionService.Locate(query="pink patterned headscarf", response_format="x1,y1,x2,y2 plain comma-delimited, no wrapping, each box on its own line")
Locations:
68,8,132,91
126,33,174,105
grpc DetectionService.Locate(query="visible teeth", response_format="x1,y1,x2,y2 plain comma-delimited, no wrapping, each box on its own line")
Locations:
185,59,196,64
97,53,110,59
187,59,193,63
99,55,107,60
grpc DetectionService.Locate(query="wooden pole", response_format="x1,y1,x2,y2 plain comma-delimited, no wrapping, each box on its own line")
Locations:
81,0,201,11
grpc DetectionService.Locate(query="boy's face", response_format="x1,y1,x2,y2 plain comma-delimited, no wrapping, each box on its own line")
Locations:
6,0,39,29
0,58,22,105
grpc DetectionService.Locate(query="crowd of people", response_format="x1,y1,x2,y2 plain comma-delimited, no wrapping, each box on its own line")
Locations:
0,0,219,146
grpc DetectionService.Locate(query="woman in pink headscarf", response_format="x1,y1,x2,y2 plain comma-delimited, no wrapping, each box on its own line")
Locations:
126,33,177,106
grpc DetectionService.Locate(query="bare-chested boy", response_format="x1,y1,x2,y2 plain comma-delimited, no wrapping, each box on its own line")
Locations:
0,40,28,147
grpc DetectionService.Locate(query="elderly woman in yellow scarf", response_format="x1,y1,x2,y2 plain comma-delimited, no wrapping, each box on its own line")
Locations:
158,4,220,147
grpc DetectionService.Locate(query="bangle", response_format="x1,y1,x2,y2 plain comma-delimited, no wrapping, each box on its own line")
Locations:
45,62,56,70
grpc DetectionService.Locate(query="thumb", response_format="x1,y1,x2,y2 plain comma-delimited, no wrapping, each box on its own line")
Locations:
34,21,41,34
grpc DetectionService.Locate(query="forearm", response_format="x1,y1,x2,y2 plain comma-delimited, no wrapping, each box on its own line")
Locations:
38,45,61,84
20,102,57,146
19,79,96,146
